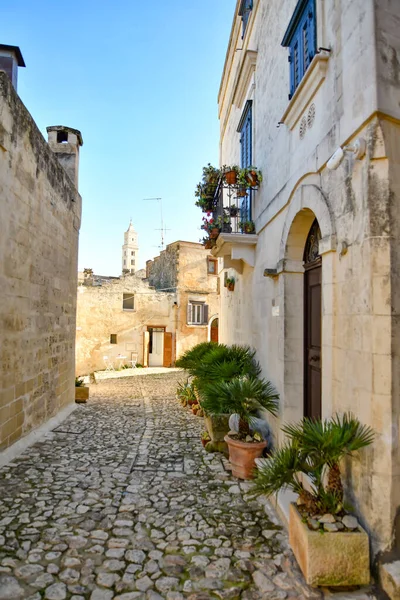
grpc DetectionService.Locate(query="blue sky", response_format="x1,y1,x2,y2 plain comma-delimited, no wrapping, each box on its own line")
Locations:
2,0,233,274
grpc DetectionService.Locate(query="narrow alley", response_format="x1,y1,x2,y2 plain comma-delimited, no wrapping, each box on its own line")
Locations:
0,373,373,600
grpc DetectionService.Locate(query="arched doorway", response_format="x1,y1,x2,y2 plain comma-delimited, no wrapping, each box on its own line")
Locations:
303,219,322,420
210,317,219,343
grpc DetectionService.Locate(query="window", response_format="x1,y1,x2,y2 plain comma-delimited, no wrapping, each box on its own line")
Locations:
110,334,117,344
207,258,217,275
237,100,252,222
239,0,253,37
131,260,135,266
124,260,126,266
131,251,134,256
282,0,316,98
57,130,68,143
123,293,134,310
187,302,208,325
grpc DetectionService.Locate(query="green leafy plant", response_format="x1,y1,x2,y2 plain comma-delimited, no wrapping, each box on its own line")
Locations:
201,377,279,438
201,430,211,441
176,342,218,370
75,377,84,387
238,166,263,187
239,220,255,234
254,413,374,515
176,379,197,406
226,276,235,290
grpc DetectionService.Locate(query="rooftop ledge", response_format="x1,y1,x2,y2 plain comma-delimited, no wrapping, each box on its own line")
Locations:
211,233,258,272
280,53,329,130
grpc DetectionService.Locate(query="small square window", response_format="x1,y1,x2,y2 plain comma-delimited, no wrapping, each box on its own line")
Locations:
131,251,134,256
207,258,217,275
123,293,134,310
110,334,117,344
57,130,68,143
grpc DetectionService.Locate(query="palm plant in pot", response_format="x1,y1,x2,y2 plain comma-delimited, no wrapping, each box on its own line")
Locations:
201,377,279,479
253,414,374,586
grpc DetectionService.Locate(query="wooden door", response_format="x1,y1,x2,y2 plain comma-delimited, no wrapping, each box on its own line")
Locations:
210,318,219,343
304,265,322,419
163,332,173,367
303,219,322,420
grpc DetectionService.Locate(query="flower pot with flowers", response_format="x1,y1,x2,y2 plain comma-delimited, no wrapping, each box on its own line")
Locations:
195,164,221,212
201,216,220,239
222,165,239,185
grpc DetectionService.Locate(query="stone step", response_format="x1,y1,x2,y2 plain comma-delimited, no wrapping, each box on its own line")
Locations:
380,560,400,599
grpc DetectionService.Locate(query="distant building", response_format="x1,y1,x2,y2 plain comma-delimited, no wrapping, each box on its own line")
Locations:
0,48,82,450
76,241,219,374
122,220,138,274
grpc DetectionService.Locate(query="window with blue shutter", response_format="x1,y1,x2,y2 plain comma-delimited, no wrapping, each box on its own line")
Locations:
282,0,316,98
238,0,253,38
238,101,252,222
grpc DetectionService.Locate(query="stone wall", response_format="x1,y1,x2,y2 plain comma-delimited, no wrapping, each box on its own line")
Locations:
76,274,176,374
0,72,81,449
215,0,400,557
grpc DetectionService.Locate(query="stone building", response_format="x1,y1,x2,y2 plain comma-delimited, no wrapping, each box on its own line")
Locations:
211,0,400,564
76,241,218,374
122,220,138,274
0,48,82,450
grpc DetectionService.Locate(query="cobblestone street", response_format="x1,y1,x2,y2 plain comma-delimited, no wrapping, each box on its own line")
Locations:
0,373,374,600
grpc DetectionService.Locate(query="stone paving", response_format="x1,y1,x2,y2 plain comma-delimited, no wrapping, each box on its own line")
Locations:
0,373,376,600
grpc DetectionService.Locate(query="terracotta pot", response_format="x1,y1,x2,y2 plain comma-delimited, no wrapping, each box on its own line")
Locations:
75,386,89,403
188,398,196,407
227,283,235,291
201,438,210,448
247,171,259,187
224,435,267,479
209,228,220,239
225,170,238,185
236,187,247,198
204,240,212,249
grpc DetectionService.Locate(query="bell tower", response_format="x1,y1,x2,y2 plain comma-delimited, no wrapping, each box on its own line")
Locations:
122,220,139,274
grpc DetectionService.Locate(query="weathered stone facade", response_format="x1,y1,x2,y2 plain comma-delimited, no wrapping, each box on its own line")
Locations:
213,0,400,560
0,71,82,449
77,241,218,374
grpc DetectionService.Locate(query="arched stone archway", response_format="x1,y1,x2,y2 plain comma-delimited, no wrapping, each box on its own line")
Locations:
279,181,336,429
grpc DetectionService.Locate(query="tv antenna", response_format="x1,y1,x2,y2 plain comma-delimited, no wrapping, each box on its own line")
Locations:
143,197,170,249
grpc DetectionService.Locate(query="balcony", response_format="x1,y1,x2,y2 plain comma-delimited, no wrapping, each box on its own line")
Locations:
209,179,258,270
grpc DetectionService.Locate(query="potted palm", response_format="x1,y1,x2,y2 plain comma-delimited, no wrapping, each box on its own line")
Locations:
201,377,279,479
254,414,374,586
75,377,89,403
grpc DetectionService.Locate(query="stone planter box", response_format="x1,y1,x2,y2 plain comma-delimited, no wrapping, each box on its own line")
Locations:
204,414,230,442
289,503,370,587
75,386,89,403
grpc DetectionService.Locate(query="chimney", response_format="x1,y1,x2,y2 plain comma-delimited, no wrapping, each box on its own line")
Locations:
47,126,83,190
0,44,25,90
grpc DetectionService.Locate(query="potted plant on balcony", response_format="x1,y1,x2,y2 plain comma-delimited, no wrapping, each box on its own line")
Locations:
216,215,232,234
227,204,239,217
226,277,235,291
254,414,374,587
222,165,239,185
75,377,89,403
238,167,263,188
201,377,279,479
239,220,255,234
201,216,220,239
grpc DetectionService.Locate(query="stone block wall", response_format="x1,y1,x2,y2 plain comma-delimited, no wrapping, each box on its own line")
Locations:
0,72,81,449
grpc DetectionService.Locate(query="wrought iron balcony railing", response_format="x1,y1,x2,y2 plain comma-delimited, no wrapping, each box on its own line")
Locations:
211,178,255,235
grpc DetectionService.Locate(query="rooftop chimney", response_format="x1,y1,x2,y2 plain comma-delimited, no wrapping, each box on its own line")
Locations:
0,44,25,90
47,126,83,190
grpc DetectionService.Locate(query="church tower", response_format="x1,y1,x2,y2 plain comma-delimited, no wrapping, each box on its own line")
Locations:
122,221,139,274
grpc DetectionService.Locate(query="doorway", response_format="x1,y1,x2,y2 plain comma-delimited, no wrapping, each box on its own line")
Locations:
148,327,165,367
303,219,322,420
210,318,219,343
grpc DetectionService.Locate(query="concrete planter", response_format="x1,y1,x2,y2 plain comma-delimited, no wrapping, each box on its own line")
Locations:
224,435,267,479
75,386,89,403
289,503,370,587
204,414,230,442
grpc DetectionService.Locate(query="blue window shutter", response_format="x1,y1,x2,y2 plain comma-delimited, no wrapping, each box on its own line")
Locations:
240,106,252,168
283,0,317,96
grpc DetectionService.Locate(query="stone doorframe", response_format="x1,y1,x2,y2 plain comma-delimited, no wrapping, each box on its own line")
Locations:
277,177,336,435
